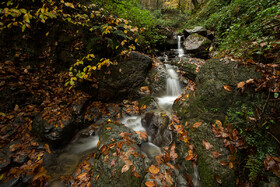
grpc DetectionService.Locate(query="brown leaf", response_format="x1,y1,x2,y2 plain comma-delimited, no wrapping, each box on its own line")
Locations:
165,172,173,185
219,161,229,166
185,173,193,187
134,171,141,178
214,174,222,184
272,157,280,162
211,151,222,158
149,165,160,174
77,173,87,181
202,140,213,150
117,141,124,149
145,181,156,187
237,82,245,89
264,155,277,171
110,159,116,167
223,85,232,92
193,122,202,128
121,164,130,173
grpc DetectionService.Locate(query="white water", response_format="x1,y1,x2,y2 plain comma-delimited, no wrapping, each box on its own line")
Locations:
121,116,146,132
157,64,182,110
178,35,184,58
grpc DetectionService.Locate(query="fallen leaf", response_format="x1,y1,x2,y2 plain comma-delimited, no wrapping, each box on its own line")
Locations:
223,85,232,92
211,151,222,158
214,174,222,184
45,144,51,154
145,181,156,187
219,161,229,166
185,173,193,187
121,164,130,173
237,82,245,88
110,159,116,167
77,173,87,180
165,172,173,185
229,162,234,169
193,122,202,128
149,165,159,174
134,171,141,178
202,140,213,150
246,79,254,84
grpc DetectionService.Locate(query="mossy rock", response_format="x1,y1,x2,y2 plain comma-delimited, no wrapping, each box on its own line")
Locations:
189,121,236,187
174,58,264,123
91,122,144,187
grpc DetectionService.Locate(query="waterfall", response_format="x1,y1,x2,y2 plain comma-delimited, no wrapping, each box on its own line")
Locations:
166,64,182,96
157,64,182,110
178,35,184,57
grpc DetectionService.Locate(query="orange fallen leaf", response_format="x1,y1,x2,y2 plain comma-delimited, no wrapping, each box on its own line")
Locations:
77,173,87,180
134,171,141,178
140,131,148,139
145,181,156,187
45,144,51,154
149,165,160,174
193,122,202,128
223,85,232,92
237,82,245,88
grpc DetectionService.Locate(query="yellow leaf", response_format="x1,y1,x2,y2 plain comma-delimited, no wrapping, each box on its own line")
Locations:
46,32,49,36
65,2,75,8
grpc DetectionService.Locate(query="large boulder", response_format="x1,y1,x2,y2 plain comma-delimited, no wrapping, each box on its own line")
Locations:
173,58,263,123
176,121,236,187
145,62,168,97
32,94,88,148
183,26,207,38
95,52,153,101
183,33,211,59
90,122,145,187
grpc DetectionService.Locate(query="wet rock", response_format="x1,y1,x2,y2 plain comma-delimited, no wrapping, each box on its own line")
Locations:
95,52,153,101
32,96,88,149
174,58,263,122
141,111,173,147
190,122,236,187
90,122,145,187
183,33,211,59
141,163,182,187
183,26,207,38
145,63,167,97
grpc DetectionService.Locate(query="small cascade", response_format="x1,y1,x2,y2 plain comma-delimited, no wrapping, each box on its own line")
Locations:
157,64,182,110
178,35,184,57
166,64,182,96
121,116,145,132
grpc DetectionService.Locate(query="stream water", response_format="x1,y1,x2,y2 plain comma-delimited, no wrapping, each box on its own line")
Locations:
48,36,200,186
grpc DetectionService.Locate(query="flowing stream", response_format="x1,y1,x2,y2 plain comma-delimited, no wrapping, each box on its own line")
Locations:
48,36,200,186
